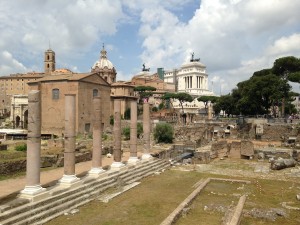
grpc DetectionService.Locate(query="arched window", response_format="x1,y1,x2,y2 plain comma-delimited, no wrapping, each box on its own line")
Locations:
93,89,99,97
52,89,59,99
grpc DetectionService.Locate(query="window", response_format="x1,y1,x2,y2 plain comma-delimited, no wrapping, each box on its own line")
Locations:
93,89,98,97
52,89,59,99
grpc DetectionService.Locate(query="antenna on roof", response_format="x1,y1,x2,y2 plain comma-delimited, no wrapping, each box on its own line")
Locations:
49,40,51,50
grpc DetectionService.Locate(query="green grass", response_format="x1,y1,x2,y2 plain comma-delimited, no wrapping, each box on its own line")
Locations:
45,169,300,225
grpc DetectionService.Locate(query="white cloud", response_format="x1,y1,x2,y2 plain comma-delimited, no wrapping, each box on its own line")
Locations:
266,34,300,56
0,0,300,98
0,0,125,75
135,0,300,94
0,51,28,75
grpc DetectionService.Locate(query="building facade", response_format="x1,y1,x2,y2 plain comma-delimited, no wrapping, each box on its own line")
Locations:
28,71,111,136
163,56,215,116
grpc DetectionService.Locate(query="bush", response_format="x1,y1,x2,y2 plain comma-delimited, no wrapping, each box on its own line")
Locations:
122,123,143,140
109,115,114,125
15,144,27,152
152,106,158,112
102,133,108,141
158,102,165,110
122,127,130,140
137,122,143,138
153,123,174,143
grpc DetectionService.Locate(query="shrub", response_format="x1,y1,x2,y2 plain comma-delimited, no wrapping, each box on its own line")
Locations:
109,115,114,125
15,144,27,152
152,106,158,112
137,122,143,138
122,123,143,140
122,127,130,140
153,123,174,143
158,102,165,110
102,133,108,141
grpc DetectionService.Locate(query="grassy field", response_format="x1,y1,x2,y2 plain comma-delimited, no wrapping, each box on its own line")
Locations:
45,168,300,225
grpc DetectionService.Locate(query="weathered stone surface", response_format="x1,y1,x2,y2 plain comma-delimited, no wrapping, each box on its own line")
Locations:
0,160,26,175
194,151,211,164
212,140,228,158
270,158,297,170
40,155,57,168
241,140,254,157
257,152,265,160
75,152,92,163
229,141,241,159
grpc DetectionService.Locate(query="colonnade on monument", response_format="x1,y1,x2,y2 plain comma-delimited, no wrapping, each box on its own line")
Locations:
20,91,152,200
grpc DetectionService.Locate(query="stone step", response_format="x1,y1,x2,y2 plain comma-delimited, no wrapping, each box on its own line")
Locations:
0,160,161,219
0,159,169,225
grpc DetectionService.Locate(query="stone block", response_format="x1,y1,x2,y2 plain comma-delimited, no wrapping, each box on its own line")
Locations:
229,141,241,159
212,140,228,158
241,140,254,157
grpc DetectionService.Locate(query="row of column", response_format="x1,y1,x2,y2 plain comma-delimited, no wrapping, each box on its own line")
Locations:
21,91,152,197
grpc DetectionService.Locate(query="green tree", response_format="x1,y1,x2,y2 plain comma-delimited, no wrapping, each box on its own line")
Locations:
134,86,156,103
213,93,237,117
162,92,193,124
152,106,158,112
153,123,174,143
197,96,219,113
158,102,165,110
272,56,300,116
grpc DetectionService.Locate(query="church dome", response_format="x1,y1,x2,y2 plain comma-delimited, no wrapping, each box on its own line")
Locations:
92,45,115,71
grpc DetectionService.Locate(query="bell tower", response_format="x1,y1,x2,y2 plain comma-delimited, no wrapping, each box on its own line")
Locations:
44,49,56,74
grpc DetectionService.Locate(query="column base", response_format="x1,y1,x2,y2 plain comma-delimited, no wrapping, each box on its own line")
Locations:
58,174,81,188
127,157,140,165
88,167,107,178
19,185,49,202
141,153,153,161
110,161,126,171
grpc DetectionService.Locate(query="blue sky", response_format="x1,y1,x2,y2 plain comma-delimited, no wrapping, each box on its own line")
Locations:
0,0,300,94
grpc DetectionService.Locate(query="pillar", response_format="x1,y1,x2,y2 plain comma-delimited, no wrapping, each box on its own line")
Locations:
142,102,152,160
128,100,139,164
208,102,212,120
111,99,125,169
89,96,105,175
20,90,45,195
59,94,79,184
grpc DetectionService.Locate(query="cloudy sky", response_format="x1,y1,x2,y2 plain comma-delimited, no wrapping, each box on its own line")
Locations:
0,0,300,94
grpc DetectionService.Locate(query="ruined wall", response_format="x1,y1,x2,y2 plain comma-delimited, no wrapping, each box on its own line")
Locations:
174,125,214,146
260,125,292,141
211,140,228,158
229,141,241,159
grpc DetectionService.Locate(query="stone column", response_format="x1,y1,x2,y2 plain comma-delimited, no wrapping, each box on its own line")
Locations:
59,94,79,185
111,99,125,169
128,100,139,165
21,90,45,196
89,96,105,175
208,102,212,120
142,102,152,160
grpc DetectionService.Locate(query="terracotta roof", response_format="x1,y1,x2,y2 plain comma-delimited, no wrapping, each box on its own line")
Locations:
111,81,135,87
28,72,93,83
